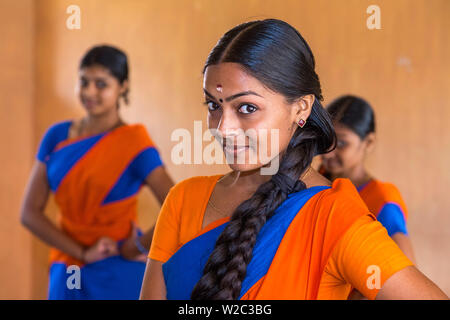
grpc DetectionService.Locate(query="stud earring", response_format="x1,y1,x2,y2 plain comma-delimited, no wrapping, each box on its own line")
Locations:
298,119,306,128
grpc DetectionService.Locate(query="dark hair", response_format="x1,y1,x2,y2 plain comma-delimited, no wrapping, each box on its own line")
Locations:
191,19,336,300
80,45,129,105
326,95,375,139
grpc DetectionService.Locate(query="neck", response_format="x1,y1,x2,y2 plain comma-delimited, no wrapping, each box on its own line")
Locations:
222,169,271,194
83,109,122,135
223,165,313,195
332,165,371,188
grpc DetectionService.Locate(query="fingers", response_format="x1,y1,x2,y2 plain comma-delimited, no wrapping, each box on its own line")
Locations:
97,236,119,256
130,221,139,239
133,253,148,263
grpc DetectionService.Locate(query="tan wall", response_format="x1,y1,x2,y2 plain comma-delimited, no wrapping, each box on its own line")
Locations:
0,0,35,299
1,0,449,298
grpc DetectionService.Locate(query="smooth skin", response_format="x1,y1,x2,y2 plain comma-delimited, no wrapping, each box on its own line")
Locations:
140,62,448,300
21,64,174,264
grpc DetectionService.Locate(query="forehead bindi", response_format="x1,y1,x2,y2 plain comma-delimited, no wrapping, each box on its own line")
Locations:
203,63,266,100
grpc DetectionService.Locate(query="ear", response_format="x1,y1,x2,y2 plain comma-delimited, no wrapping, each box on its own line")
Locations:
119,80,129,95
364,132,376,154
291,94,315,125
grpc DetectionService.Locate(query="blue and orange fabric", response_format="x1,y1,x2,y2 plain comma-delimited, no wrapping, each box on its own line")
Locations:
37,120,163,299
149,175,414,300
358,180,409,236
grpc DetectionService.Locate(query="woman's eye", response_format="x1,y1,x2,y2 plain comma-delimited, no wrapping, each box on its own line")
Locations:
96,81,107,89
205,101,220,112
336,140,347,148
80,79,88,88
238,104,257,114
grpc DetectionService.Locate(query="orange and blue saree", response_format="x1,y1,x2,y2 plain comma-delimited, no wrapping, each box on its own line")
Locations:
358,180,409,236
150,176,413,300
37,121,163,299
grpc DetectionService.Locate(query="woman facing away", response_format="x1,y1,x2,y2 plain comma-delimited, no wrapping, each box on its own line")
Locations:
20,45,174,299
140,19,448,300
320,95,415,263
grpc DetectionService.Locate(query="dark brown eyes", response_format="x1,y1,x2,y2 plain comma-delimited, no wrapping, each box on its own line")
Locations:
238,104,257,114
204,101,258,114
80,79,107,89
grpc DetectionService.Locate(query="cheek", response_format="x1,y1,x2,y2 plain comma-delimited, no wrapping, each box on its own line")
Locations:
257,111,293,153
339,145,363,166
207,113,218,129
100,87,120,102
248,125,291,165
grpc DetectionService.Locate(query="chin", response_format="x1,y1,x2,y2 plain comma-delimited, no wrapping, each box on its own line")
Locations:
227,162,263,173
226,159,282,176
84,106,111,117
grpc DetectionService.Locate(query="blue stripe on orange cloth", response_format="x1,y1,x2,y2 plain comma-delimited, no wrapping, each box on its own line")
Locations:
46,123,157,255
162,186,330,300
358,180,409,236
356,181,371,192
46,134,106,192
36,121,161,299
102,147,163,205
150,176,414,300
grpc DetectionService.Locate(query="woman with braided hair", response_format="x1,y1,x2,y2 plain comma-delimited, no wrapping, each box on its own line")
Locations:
140,19,447,300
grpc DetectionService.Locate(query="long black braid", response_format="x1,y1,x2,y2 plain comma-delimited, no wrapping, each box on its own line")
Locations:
191,19,336,300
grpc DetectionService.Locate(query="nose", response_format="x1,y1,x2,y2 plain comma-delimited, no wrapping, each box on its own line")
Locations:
81,81,97,98
216,108,241,139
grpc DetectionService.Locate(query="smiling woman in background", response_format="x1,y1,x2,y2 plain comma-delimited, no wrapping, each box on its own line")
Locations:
20,45,174,299
320,95,415,264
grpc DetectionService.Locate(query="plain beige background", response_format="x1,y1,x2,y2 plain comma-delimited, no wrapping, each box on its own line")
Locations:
1,0,449,298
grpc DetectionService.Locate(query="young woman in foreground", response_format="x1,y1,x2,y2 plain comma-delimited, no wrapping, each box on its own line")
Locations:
140,19,447,300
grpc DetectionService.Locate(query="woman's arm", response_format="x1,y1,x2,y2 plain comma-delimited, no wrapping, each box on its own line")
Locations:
145,166,175,205
391,232,416,264
330,215,447,300
376,203,416,264
138,166,174,248
20,161,118,262
120,166,174,260
140,258,167,299
20,161,86,260
376,265,448,299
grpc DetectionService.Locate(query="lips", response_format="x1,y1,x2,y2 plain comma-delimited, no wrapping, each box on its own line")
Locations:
83,99,99,108
223,144,249,155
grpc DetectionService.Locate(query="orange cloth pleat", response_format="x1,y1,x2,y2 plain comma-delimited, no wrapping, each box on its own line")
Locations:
50,125,154,266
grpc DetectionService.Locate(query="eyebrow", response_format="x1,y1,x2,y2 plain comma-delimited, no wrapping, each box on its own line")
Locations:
80,76,108,81
203,89,263,102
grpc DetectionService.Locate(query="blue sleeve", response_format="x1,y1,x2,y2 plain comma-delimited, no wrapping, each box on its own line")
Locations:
36,121,72,162
376,203,408,236
130,147,163,181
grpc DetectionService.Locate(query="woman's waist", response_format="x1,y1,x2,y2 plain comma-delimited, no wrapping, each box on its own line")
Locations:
59,213,136,246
